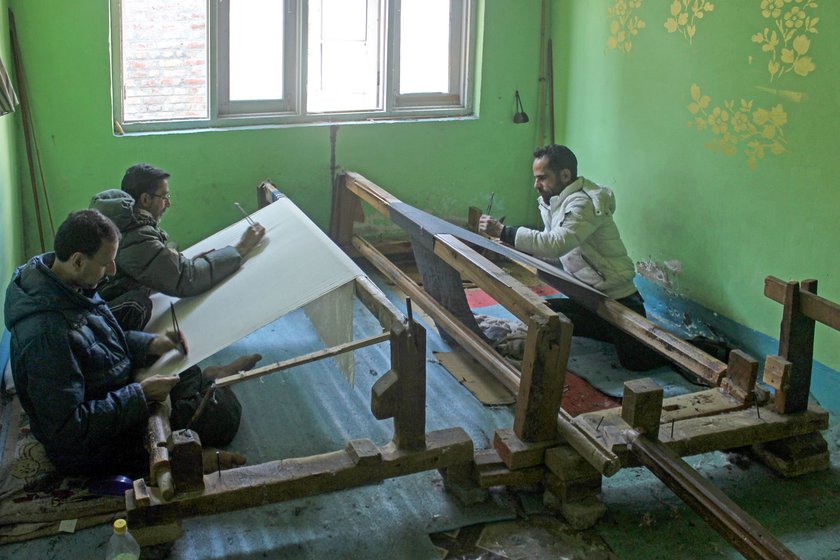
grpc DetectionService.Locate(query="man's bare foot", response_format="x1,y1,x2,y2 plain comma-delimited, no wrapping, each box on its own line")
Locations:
203,353,263,381
202,448,247,473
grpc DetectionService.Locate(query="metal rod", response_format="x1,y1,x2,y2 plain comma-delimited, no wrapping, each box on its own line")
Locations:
235,202,256,226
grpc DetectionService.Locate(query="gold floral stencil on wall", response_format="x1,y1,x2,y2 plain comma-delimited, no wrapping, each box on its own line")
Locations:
752,0,818,81
664,0,715,44
607,0,646,53
687,84,787,169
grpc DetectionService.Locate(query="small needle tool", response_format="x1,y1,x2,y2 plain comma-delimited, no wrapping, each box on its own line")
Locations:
234,202,256,226
485,192,495,215
185,382,216,432
169,302,188,355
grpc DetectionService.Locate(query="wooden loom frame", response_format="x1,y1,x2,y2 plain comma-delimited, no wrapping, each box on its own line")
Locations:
329,171,832,560
125,215,477,543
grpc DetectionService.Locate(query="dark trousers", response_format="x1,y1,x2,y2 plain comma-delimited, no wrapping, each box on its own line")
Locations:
50,367,241,476
107,289,153,332
548,292,668,372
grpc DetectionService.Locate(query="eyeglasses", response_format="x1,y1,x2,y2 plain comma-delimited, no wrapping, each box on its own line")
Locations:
149,192,171,201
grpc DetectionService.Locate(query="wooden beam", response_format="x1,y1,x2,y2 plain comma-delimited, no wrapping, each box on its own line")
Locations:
353,234,520,392
765,276,840,331
127,428,473,528
598,299,727,386
214,332,391,389
576,401,828,463
629,434,799,560
354,276,406,333
343,171,399,216
581,388,746,428
433,233,555,324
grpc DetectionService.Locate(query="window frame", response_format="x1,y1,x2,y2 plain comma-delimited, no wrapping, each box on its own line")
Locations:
110,0,476,134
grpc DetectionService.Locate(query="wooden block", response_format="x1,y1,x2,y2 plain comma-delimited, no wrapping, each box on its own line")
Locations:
439,463,488,506
544,472,601,503
169,429,205,495
763,356,793,414
132,478,151,508
131,521,184,548
721,350,758,403
473,447,543,488
477,463,544,489
621,378,663,436
492,428,555,470
544,445,600,483
752,432,829,478
346,439,382,466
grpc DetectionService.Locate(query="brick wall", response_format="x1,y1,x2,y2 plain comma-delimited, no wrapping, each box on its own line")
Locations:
120,0,207,122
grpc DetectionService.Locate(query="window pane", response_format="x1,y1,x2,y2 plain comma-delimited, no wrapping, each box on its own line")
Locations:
120,0,208,122
400,0,450,94
307,0,380,113
229,0,284,101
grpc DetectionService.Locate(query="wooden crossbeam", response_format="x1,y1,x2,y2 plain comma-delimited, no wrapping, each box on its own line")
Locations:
214,332,391,389
765,276,840,331
127,428,473,528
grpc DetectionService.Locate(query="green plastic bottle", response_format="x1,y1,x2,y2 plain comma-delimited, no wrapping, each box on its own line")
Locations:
105,518,140,560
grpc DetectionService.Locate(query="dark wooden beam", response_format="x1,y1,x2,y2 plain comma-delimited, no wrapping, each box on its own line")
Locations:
629,433,799,560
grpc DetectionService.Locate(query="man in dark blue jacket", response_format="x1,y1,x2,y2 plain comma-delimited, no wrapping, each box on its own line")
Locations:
4,209,252,474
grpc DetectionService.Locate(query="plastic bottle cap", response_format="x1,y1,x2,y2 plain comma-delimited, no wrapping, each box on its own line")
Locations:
113,518,127,534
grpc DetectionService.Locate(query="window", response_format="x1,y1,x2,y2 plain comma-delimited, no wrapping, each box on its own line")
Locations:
110,0,475,132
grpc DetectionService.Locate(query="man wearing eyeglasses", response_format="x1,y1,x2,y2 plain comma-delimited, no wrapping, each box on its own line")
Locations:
90,163,266,331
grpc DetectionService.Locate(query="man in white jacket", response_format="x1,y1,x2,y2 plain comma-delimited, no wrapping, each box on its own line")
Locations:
479,144,663,371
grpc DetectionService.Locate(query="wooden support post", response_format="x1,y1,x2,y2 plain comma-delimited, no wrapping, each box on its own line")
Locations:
329,173,364,248
492,428,555,470
467,206,482,233
514,314,572,443
720,350,759,404
371,322,427,450
146,402,175,499
622,379,663,437
775,279,817,413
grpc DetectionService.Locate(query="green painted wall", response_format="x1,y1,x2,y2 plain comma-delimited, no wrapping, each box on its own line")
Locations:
5,0,838,374
554,0,839,371
1,0,21,327
6,0,545,252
